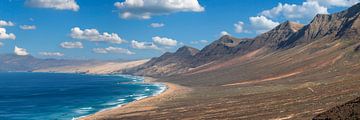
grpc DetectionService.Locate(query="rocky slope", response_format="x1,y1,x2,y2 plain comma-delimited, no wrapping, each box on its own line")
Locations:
131,3,360,78
130,20,305,77
96,3,360,120
125,46,199,77
278,3,360,48
313,97,360,119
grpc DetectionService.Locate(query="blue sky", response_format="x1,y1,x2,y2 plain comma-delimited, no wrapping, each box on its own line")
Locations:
0,0,357,60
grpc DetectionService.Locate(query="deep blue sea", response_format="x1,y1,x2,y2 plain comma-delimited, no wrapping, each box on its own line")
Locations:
0,72,166,120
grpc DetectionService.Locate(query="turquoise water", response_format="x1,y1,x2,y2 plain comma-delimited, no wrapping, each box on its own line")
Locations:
0,72,166,120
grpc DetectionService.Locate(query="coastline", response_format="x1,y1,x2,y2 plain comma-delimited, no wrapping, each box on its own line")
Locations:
79,76,188,120
10,72,185,119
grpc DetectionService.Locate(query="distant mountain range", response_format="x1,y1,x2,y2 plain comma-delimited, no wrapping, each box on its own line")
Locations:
0,54,97,72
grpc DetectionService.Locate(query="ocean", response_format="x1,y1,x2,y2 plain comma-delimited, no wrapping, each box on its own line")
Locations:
0,72,166,120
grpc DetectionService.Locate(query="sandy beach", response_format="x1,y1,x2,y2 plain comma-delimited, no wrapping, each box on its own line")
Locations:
81,77,191,120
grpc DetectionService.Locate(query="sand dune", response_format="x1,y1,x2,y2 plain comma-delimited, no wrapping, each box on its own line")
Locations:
35,59,149,74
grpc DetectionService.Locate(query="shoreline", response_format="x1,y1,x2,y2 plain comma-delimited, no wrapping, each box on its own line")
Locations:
18,72,171,120
79,76,186,120
11,72,181,120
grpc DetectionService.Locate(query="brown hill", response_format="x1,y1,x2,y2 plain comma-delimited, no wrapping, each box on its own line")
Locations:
125,46,199,77
84,3,360,120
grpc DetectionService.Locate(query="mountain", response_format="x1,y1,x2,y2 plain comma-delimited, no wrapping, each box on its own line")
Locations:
256,21,304,48
131,3,360,78
82,3,360,119
125,46,199,77
130,21,305,77
0,54,97,72
192,35,251,66
278,3,360,48
194,21,304,66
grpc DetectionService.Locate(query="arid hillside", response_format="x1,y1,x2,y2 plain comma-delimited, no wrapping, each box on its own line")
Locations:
86,3,360,119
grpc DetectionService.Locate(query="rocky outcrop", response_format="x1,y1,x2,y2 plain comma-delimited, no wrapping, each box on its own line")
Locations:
313,97,360,119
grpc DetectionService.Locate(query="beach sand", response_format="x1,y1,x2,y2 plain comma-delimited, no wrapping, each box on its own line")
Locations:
81,77,191,120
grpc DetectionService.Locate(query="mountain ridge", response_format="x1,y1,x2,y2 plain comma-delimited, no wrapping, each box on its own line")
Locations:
278,3,360,48
124,45,200,77
0,54,99,72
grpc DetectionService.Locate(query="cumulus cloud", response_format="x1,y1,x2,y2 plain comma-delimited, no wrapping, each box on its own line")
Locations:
25,0,79,11
93,46,135,55
70,27,126,44
191,40,208,44
0,28,16,40
114,0,204,19
249,16,280,34
39,52,64,56
150,23,165,28
20,25,36,30
260,1,328,20
220,31,230,36
131,40,160,50
152,36,177,46
234,21,246,33
0,20,15,27
308,0,359,7
14,46,29,56
60,42,83,49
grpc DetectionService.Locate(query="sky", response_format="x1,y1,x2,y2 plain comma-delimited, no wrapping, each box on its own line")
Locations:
0,0,358,60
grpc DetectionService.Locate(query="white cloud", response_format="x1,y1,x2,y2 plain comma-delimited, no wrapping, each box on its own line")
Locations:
234,21,245,33
14,46,29,56
191,40,208,44
0,28,16,40
0,20,15,27
70,27,126,44
131,40,160,50
249,16,280,34
20,25,36,30
114,0,204,19
220,31,230,36
93,46,135,55
308,0,359,7
150,23,165,28
260,1,328,20
152,36,177,46
60,42,83,49
39,52,64,57
25,0,79,11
